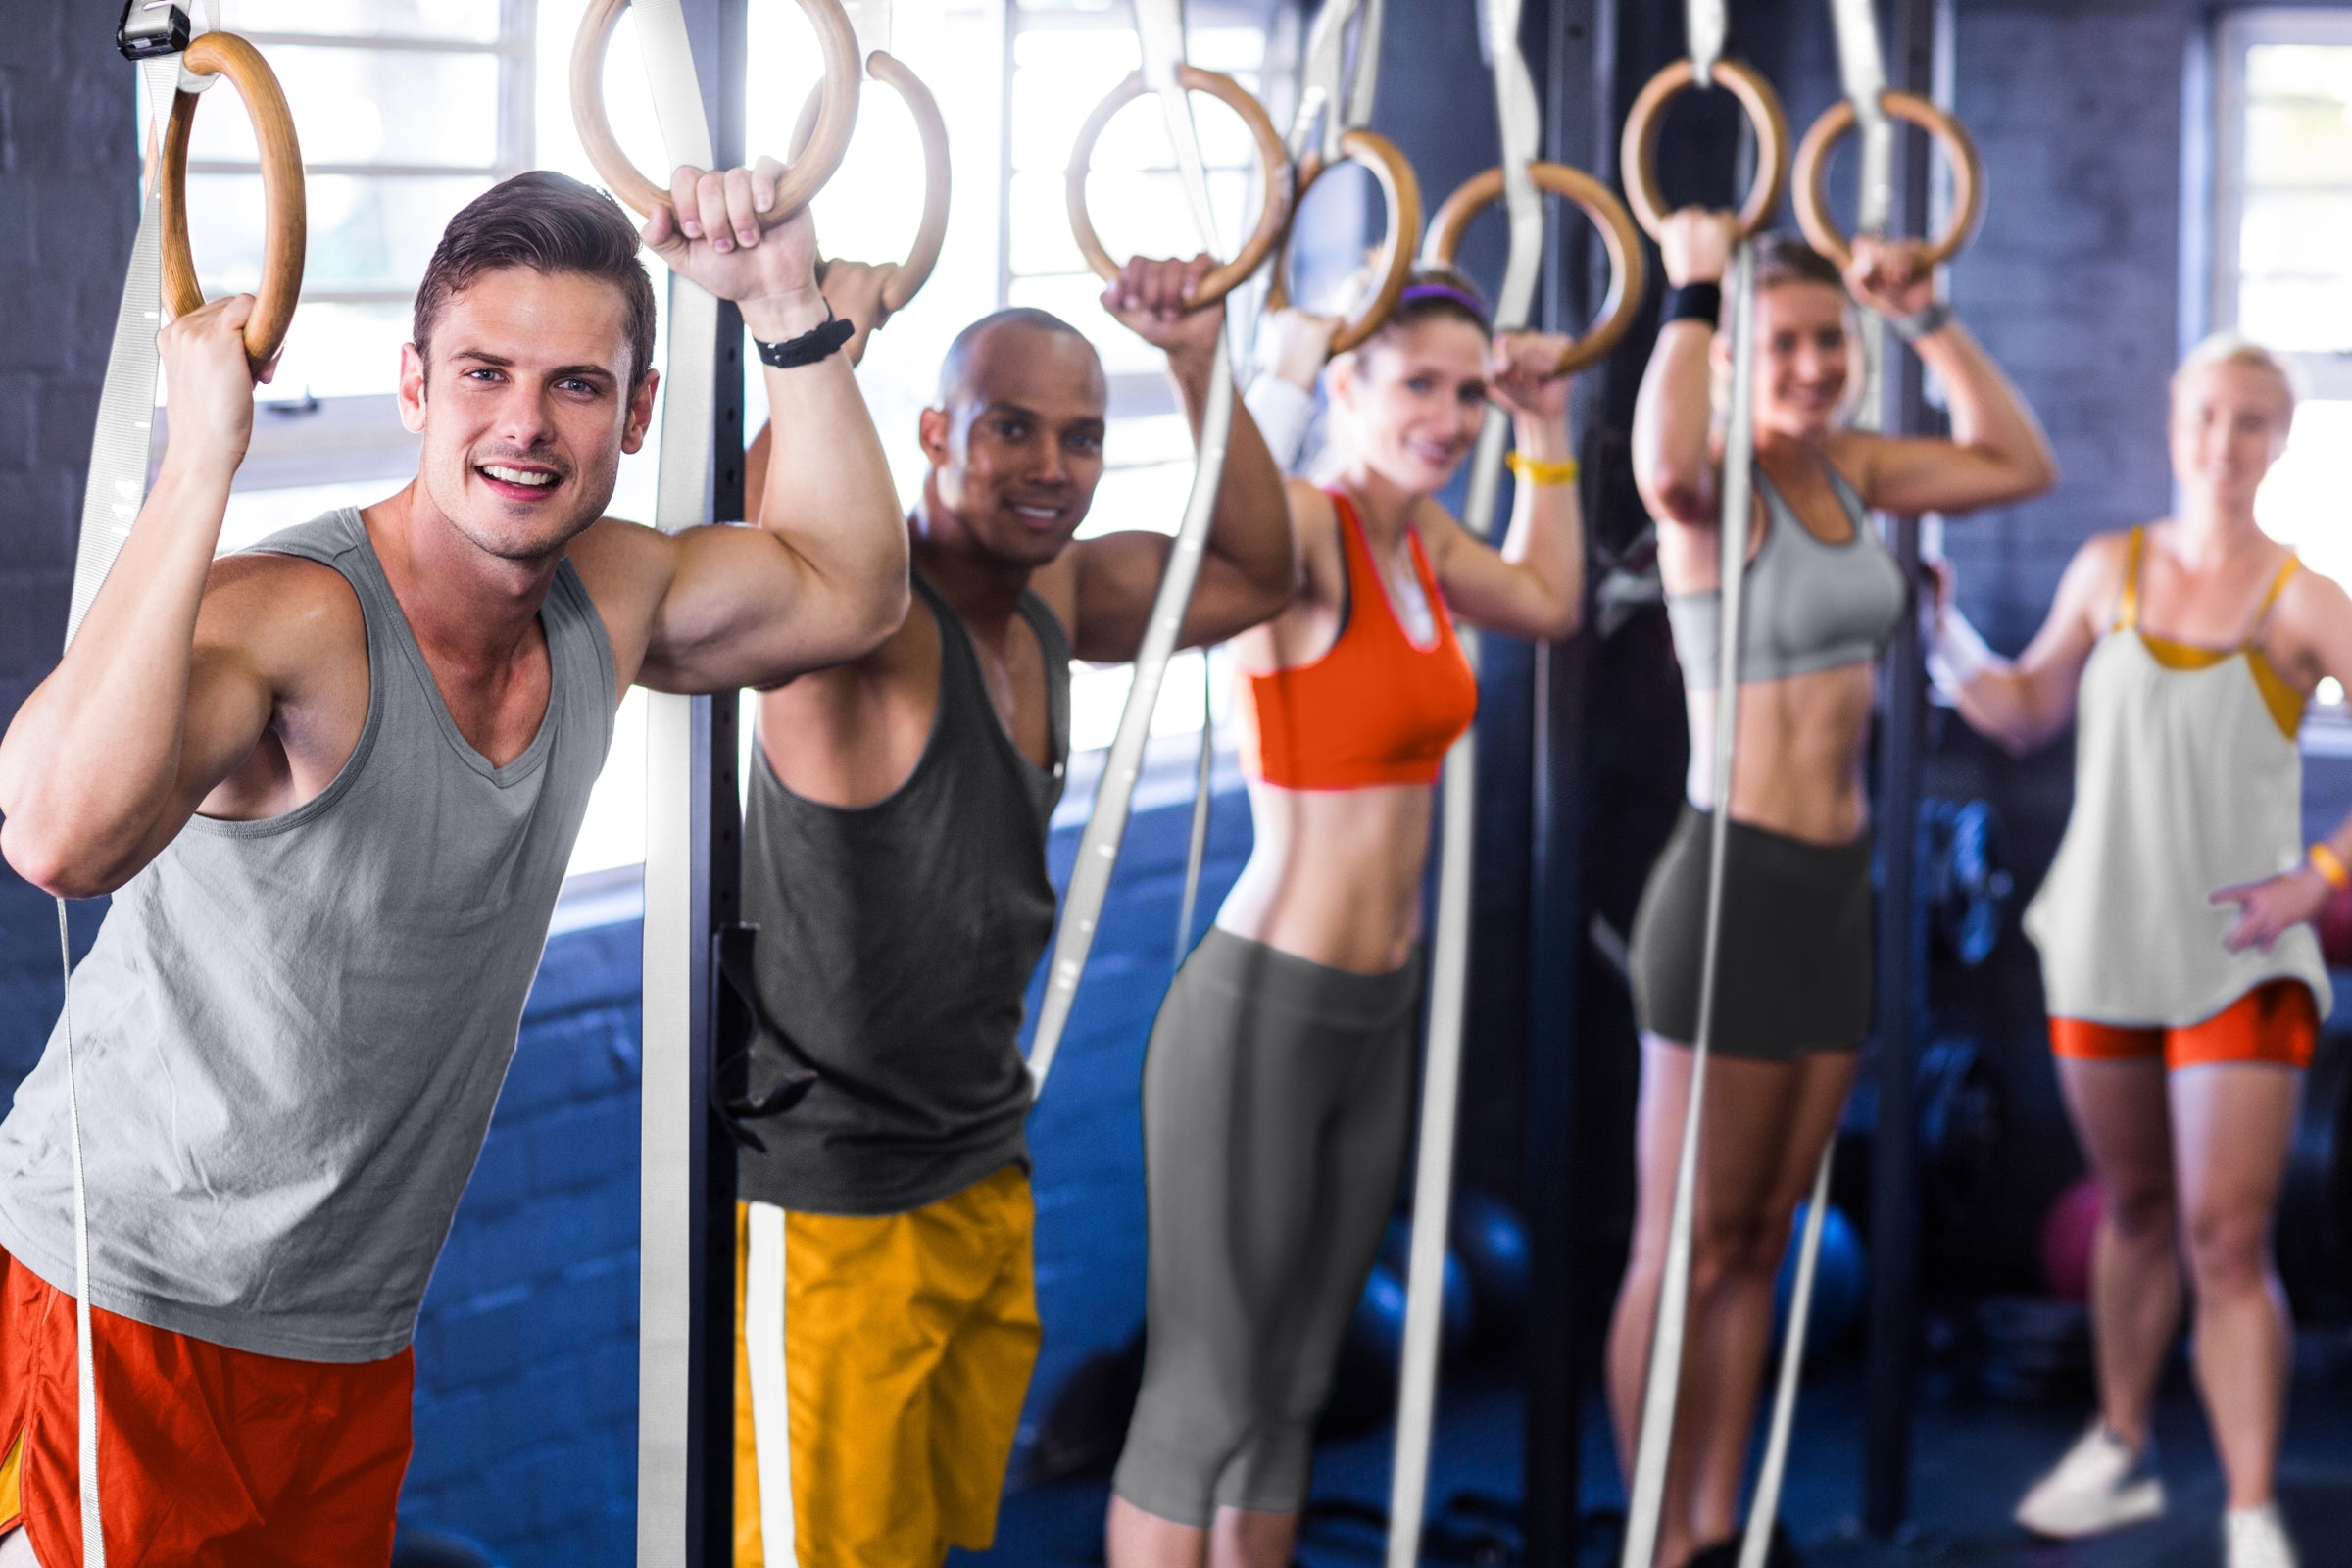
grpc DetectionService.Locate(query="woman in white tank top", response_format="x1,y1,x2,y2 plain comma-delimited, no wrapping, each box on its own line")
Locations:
1934,337,2352,1568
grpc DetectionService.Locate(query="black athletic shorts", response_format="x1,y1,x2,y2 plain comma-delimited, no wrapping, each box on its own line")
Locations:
1628,804,1874,1060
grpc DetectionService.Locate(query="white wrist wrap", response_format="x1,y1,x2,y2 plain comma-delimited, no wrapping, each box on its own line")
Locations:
1927,604,1997,698
1244,376,1315,473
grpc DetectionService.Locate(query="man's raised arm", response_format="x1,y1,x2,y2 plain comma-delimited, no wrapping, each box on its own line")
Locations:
0,297,303,897
627,166,909,695
1065,254,1298,663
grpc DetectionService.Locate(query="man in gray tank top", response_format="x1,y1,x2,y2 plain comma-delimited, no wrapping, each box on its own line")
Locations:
0,168,908,1567
722,264,1297,1565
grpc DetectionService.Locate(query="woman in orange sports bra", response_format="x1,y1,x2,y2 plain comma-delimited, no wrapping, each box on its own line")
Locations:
1935,337,2352,1568
1105,270,1585,1568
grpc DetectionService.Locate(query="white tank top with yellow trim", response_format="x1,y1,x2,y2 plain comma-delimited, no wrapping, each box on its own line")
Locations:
2023,528,2332,1026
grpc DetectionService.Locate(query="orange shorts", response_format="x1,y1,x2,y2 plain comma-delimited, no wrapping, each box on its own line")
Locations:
2049,979,2319,1071
0,1248,414,1568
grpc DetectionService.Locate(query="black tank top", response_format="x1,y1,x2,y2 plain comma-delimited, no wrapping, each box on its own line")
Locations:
737,570,1070,1214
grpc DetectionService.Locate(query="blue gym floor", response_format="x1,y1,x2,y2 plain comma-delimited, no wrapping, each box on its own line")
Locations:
957,1332,2352,1567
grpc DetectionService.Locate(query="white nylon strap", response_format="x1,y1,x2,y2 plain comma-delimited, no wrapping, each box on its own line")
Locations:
621,2,720,1564
1687,0,1727,84
1620,239,1760,1568
1026,327,1235,1095
56,41,202,1565
1290,0,1376,163
1739,1149,1834,1568
1829,0,1892,435
1027,0,1241,1097
744,1203,796,1565
1381,3,1537,1561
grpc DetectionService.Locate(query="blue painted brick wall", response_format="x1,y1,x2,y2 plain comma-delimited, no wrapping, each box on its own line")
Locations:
400,918,645,1568
0,10,139,1075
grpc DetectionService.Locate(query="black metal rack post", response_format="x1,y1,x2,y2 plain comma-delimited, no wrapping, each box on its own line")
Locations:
1862,0,1942,1538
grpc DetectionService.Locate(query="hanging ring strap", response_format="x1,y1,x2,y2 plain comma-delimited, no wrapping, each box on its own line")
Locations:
1620,57,1790,241
1064,66,1295,306
1384,1,1546,1562
786,51,952,312
1619,239,1762,1568
1792,91,1984,270
1031,3,1289,1097
1422,162,1647,373
66,12,307,1563
570,0,862,225
159,31,305,367
1265,130,1421,353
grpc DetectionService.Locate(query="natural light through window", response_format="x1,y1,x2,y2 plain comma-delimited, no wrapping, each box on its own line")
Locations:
2220,17,2352,603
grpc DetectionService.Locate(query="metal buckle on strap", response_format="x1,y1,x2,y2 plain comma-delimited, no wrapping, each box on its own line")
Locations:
117,0,189,60
1292,0,1372,164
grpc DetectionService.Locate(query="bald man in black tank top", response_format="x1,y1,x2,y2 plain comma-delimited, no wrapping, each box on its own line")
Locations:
725,258,1296,1566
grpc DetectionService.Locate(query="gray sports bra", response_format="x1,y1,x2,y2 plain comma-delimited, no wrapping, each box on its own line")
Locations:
1664,460,1908,691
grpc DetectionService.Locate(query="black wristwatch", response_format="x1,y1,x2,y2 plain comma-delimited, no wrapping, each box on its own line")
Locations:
754,310,855,370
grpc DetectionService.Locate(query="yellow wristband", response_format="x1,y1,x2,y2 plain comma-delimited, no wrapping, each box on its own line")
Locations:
1505,451,1580,487
2311,842,2350,894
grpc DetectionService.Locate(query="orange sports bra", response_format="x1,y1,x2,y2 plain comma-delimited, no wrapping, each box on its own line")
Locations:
1238,490,1479,790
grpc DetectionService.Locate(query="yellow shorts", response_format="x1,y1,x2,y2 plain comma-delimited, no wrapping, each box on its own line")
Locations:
731,1165,1041,1568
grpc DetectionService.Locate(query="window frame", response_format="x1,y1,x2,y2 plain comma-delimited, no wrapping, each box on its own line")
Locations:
2211,7,2352,398
183,1,537,484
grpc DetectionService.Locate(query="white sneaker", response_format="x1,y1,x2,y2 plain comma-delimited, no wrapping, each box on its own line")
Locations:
2014,1423,2167,1539
2226,1503,2298,1568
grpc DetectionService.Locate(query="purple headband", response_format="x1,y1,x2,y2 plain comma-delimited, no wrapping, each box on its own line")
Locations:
1396,281,1491,328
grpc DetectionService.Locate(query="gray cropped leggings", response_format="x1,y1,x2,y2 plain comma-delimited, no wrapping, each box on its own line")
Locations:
1112,927,1420,1527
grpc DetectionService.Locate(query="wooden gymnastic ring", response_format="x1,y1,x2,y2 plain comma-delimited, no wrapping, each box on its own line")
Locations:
1792,88,1984,271
1422,162,1648,375
788,51,952,312
1264,130,1421,355
1619,57,1789,241
160,32,306,368
1064,65,1296,307
570,0,860,226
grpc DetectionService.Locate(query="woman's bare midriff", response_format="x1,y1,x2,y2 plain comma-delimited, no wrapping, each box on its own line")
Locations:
1683,661,1877,847
1213,776,1436,976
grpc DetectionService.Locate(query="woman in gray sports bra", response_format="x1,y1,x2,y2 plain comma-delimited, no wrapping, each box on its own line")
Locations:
1613,216,2057,1568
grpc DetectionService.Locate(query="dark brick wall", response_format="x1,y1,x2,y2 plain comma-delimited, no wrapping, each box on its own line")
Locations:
0,10,138,1076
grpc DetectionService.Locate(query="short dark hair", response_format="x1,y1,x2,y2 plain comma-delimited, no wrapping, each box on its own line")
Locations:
934,307,1095,404
413,172,658,391
1752,233,1846,293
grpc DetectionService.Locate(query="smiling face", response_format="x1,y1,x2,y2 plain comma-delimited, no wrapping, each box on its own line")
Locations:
2171,358,2292,512
1727,280,1852,441
1328,315,1491,495
918,320,1108,568
399,266,656,564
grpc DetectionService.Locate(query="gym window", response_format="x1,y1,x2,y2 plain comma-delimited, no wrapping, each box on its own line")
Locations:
2211,9,2352,663
1005,3,1286,756
163,0,537,554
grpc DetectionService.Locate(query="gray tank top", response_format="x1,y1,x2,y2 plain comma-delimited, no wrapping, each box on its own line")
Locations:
0,509,616,1362
736,571,1068,1216
1665,461,1908,690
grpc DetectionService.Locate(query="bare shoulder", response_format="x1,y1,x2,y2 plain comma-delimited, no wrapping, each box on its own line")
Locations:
564,514,675,603
1405,492,1467,558
2276,557,2352,632
204,550,365,665
1285,475,1339,536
